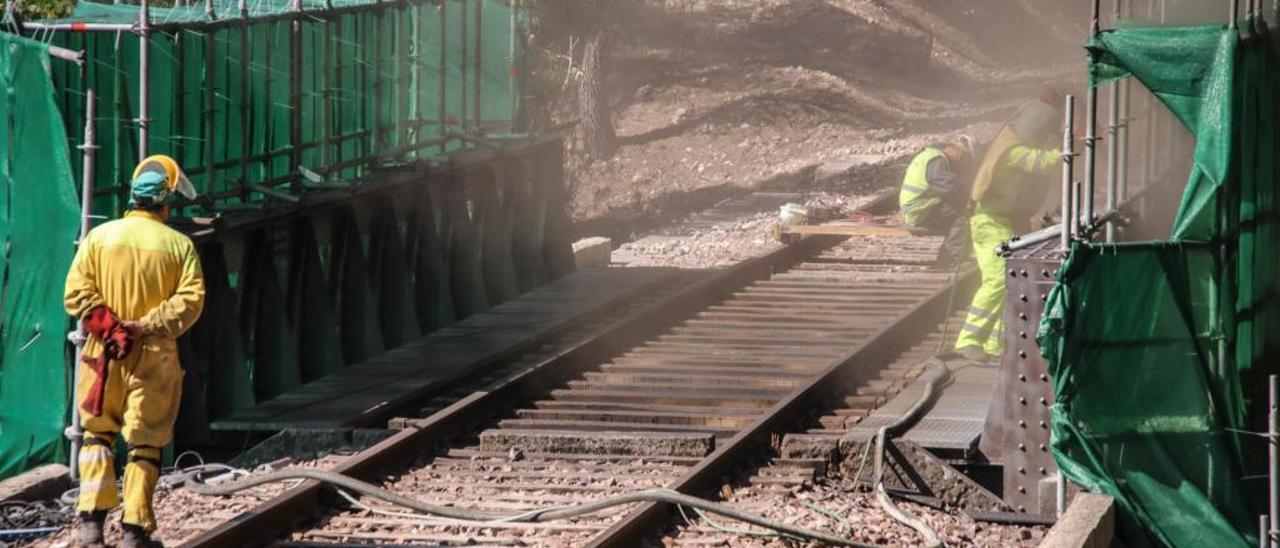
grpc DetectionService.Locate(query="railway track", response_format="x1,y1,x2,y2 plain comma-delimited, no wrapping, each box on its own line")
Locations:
658,309,1052,547
171,229,977,547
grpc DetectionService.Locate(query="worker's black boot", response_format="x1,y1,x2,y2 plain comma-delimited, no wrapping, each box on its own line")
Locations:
120,523,164,548
75,511,106,548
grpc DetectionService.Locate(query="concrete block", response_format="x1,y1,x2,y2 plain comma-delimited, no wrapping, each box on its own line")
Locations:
1039,474,1083,516
0,464,70,502
1039,493,1116,548
572,237,613,269
479,429,713,458
781,433,840,460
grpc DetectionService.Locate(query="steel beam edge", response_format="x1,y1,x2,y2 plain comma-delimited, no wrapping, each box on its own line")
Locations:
179,234,845,548
175,135,561,242
585,267,979,547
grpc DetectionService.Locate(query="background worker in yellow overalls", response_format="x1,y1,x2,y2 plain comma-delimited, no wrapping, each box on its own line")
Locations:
65,155,205,548
955,93,1063,362
899,135,978,266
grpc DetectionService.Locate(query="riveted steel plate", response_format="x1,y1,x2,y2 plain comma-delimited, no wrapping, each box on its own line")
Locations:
980,255,1061,513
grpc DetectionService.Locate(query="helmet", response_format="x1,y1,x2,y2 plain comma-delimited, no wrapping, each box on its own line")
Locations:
130,155,197,207
953,134,977,158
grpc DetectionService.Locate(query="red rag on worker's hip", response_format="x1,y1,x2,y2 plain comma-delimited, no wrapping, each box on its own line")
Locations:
80,306,134,417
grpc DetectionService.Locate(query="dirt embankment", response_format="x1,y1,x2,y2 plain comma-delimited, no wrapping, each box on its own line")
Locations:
533,0,1087,241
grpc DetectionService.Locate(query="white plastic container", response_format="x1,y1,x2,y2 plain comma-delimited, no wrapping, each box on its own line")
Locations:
779,203,810,227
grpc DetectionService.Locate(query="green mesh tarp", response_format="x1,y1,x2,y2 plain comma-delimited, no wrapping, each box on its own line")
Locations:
0,0,526,479
1040,22,1280,548
0,33,82,479
46,0,521,215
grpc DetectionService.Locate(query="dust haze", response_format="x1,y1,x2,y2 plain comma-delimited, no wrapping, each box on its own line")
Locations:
524,0,1092,250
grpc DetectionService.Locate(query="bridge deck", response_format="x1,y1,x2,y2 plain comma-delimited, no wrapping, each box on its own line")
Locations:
213,267,675,431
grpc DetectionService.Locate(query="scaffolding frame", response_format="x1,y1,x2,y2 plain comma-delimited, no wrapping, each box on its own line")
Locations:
6,0,523,213
1004,0,1273,255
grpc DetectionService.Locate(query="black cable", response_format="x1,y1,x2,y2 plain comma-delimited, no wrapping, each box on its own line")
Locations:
187,468,882,547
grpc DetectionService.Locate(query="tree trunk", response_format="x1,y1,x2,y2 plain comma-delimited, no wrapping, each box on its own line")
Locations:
578,29,617,161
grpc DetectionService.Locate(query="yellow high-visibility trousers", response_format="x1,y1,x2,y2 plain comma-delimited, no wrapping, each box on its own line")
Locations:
122,446,162,530
955,212,1013,357
75,338,183,532
76,432,119,513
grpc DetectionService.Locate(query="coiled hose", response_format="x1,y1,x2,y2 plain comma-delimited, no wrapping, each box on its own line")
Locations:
187,468,883,547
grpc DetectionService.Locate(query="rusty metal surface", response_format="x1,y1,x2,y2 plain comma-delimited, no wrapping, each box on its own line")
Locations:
666,310,1033,546
587,244,974,546
979,255,1061,514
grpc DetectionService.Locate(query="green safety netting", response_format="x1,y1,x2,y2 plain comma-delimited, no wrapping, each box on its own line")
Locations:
0,33,82,479
0,0,526,480
1040,21,1279,548
45,0,521,216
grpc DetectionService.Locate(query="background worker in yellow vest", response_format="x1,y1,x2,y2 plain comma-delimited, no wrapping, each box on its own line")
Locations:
66,155,205,548
956,91,1064,362
899,135,978,266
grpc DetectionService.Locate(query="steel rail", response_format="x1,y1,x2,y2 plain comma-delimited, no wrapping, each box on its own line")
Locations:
586,268,977,546
180,234,845,547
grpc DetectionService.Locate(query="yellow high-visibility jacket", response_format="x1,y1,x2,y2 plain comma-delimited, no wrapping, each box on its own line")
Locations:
65,210,204,333
64,209,205,447
974,144,1063,231
899,147,948,228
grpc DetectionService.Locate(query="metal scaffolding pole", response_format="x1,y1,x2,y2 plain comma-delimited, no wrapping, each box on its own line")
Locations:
206,29,218,195
1117,86,1130,205
1105,0,1122,243
335,15,347,173
438,1,448,153
321,11,333,171
1061,95,1077,251
396,3,409,154
459,0,468,131
474,0,483,130
238,0,250,198
509,0,517,126
68,87,97,482
175,35,188,163
372,4,383,154
1082,0,1101,234
289,0,303,190
46,43,86,64
1271,375,1278,548
21,22,136,31
138,0,151,159
1117,0,1131,204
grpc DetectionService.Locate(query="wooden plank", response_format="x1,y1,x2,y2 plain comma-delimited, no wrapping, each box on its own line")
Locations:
213,268,673,430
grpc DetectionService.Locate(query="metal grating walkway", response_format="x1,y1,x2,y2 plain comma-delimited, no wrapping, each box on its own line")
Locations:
850,363,997,458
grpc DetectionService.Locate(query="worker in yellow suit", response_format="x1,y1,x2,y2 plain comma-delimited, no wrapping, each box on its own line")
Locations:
956,94,1063,362
66,155,205,548
899,135,977,266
